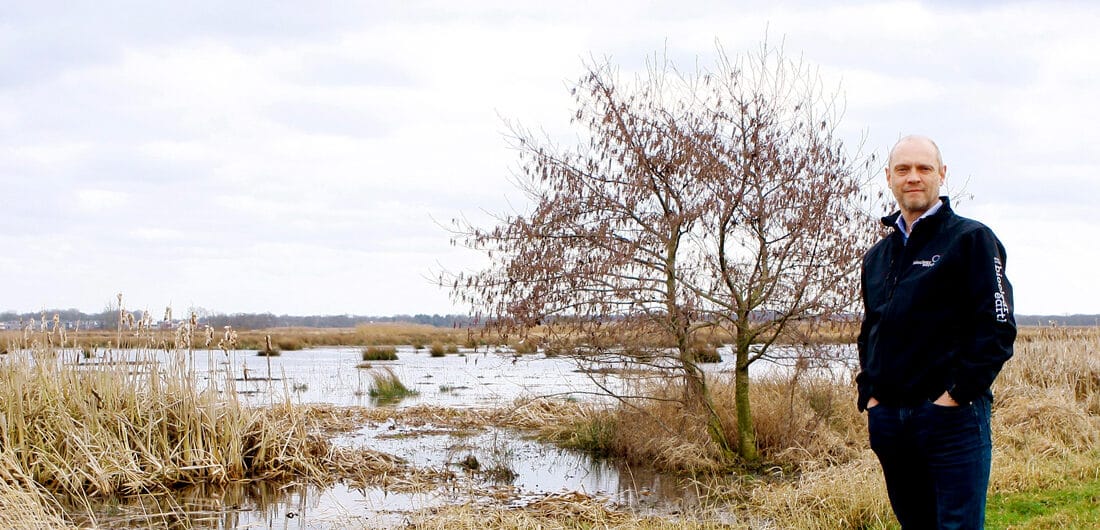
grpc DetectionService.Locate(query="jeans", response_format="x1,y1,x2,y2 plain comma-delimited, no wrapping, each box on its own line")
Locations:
867,396,992,530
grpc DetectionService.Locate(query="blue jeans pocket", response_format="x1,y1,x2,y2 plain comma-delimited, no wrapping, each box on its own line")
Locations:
922,401,988,460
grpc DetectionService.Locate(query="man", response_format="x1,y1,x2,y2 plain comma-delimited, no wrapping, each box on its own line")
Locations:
857,135,1016,529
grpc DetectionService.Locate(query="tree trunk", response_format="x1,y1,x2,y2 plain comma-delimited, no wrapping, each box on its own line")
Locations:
681,354,735,462
734,342,759,462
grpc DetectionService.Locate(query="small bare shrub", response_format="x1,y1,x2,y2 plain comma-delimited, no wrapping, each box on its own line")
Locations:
429,342,446,357
511,340,538,355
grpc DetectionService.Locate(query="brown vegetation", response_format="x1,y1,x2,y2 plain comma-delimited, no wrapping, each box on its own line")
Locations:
0,339,464,526
0,322,474,355
415,326,1099,528
0,351,328,497
2,322,1095,528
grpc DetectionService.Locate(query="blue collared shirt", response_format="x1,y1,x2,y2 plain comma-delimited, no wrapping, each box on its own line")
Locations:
895,199,943,244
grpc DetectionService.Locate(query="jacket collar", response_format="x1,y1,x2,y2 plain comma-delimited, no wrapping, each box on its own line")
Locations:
881,196,953,230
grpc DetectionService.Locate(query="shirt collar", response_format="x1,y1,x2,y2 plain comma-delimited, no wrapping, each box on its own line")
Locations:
895,198,943,243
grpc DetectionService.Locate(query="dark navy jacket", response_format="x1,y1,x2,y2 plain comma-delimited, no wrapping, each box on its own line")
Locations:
856,197,1016,411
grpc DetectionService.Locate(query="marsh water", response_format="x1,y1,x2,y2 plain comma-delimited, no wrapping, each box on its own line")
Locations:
56,344,854,528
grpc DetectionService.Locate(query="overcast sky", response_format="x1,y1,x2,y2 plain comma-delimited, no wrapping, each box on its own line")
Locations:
2,1,1096,317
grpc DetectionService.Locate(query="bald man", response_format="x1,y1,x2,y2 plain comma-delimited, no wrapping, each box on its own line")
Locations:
856,135,1016,529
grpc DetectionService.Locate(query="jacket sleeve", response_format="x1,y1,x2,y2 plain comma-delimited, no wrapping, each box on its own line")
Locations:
947,226,1016,404
855,259,872,411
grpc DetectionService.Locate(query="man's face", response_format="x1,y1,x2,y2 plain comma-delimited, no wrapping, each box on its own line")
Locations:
886,138,946,218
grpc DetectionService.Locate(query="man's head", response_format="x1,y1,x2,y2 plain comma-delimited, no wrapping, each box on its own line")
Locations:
886,135,946,222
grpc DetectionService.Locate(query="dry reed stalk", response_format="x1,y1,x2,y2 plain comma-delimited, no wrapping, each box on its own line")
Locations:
0,482,73,530
328,447,457,493
408,491,725,529
498,398,593,430
303,404,497,434
0,452,73,530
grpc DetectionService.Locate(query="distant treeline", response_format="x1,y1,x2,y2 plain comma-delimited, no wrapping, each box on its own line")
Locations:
0,309,475,330
1014,314,1100,327
1,309,1095,331
200,313,476,329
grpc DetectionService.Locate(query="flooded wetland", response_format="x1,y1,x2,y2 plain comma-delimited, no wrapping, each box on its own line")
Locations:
5,326,1093,529
19,344,740,529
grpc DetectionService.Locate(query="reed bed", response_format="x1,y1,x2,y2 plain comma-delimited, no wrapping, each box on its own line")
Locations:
0,344,332,526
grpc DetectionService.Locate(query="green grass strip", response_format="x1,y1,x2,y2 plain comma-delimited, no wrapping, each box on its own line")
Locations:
986,478,1100,529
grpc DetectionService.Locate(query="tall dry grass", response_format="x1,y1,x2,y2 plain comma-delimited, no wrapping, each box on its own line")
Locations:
0,342,332,526
989,326,1100,493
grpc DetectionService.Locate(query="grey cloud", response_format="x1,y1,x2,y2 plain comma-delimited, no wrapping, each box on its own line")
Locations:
0,1,384,88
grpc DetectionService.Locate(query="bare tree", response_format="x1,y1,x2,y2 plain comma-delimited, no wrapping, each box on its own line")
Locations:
449,41,882,462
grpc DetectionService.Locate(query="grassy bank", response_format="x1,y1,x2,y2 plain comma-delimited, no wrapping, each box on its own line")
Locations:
987,476,1100,529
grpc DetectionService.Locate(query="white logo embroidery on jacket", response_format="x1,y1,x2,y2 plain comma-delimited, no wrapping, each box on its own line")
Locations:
993,256,1010,322
913,254,941,268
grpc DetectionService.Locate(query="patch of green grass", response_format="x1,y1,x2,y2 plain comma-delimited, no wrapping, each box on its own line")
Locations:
362,345,398,361
560,414,617,457
368,368,418,402
987,478,1100,529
